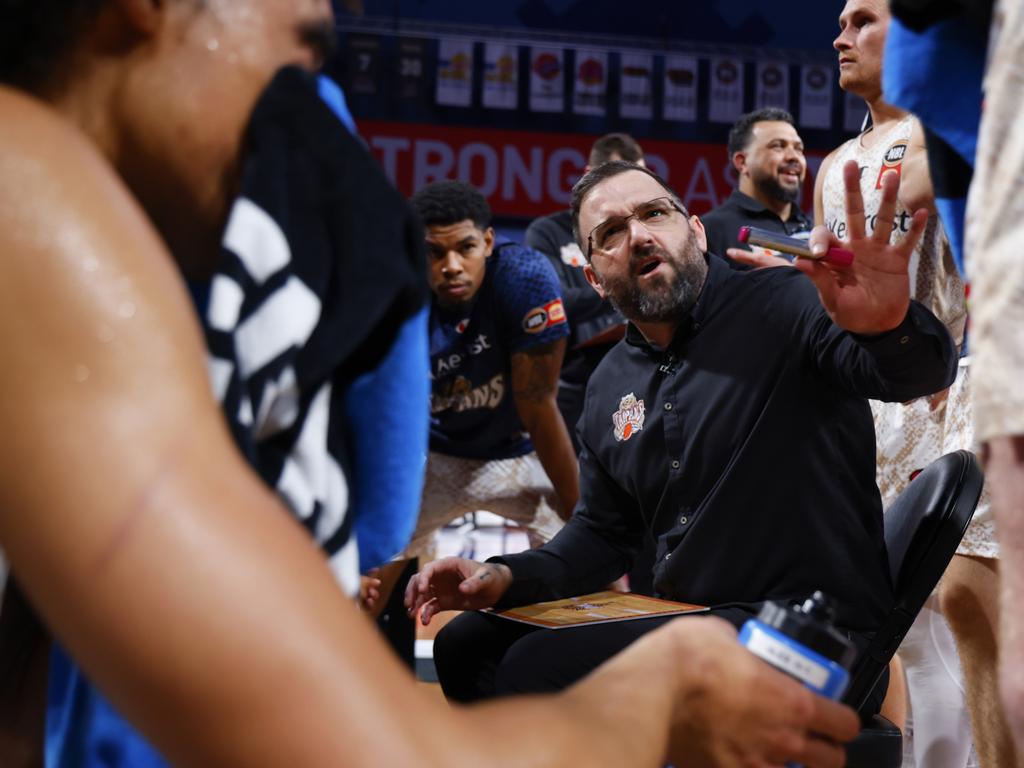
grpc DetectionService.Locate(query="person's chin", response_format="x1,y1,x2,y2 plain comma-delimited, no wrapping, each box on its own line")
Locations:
436,291,472,311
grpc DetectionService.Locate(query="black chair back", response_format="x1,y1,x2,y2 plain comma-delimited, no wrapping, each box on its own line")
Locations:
842,449,983,712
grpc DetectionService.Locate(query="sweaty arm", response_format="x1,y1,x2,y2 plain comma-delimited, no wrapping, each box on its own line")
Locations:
0,89,815,768
511,338,579,519
813,149,838,227
897,119,937,215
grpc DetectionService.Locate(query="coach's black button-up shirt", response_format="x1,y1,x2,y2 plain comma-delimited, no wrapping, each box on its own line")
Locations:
494,254,957,632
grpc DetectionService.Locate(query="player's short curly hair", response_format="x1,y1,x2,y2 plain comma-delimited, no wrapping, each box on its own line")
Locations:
0,0,108,88
410,180,492,230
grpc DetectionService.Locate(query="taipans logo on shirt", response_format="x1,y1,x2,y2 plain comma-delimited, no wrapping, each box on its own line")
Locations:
522,298,568,333
875,141,907,190
612,393,645,442
560,242,586,268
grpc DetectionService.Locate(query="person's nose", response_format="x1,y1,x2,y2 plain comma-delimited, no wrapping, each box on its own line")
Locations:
440,252,463,277
626,214,656,244
834,28,852,52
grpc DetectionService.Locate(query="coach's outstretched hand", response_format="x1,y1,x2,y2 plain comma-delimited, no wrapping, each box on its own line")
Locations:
799,159,927,335
404,556,513,624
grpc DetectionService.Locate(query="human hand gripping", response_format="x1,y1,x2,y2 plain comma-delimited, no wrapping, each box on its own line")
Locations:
798,159,928,335
661,617,859,768
403,557,513,625
726,247,793,270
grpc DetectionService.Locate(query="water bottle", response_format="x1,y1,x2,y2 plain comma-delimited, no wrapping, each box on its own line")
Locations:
738,592,858,767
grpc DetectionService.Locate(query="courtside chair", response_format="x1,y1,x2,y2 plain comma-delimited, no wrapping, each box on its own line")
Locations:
843,449,984,767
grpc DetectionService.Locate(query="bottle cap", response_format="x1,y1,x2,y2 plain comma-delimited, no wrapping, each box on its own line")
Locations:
755,591,857,669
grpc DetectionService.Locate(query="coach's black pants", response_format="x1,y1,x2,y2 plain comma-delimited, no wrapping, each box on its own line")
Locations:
433,605,888,716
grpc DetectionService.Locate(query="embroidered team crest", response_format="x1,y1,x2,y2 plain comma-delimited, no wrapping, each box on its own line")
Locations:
875,141,907,190
612,393,645,442
560,242,586,268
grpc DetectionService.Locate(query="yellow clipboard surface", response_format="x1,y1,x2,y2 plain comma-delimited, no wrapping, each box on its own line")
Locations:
491,591,708,629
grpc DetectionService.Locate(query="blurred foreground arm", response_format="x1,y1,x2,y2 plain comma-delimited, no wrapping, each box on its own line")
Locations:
0,88,854,767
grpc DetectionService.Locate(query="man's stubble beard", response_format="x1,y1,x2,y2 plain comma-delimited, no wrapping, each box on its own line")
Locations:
596,230,708,324
753,166,802,205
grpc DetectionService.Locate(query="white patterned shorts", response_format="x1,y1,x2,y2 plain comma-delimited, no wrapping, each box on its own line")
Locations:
401,451,565,560
872,360,997,559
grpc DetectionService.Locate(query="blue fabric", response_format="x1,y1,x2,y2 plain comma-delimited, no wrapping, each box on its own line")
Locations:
347,308,430,569
883,15,986,277
317,73,357,135
883,18,985,166
319,72,429,570
46,646,167,768
428,238,569,460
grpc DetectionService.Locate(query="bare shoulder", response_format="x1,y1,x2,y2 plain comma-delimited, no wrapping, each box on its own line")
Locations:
0,86,223,568
0,86,205,373
0,86,188,302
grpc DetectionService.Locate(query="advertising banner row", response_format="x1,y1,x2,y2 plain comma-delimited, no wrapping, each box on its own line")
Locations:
359,120,826,219
347,34,867,133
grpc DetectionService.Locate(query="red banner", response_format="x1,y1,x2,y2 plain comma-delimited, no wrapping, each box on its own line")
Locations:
359,120,822,219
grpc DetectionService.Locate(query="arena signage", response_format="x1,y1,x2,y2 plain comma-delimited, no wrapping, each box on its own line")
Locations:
360,121,821,218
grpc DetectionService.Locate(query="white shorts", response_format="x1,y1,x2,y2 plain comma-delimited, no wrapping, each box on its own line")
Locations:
872,360,996,559
402,451,565,559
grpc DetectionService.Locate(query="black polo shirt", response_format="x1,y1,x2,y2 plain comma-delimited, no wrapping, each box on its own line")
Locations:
701,189,813,259
494,255,957,633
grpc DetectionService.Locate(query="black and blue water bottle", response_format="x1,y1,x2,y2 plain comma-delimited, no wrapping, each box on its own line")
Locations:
738,591,857,701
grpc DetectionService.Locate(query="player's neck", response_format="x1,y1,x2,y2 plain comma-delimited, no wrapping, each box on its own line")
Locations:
862,98,908,149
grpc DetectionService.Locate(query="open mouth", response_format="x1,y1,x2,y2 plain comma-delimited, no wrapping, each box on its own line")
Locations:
780,168,802,184
635,257,663,277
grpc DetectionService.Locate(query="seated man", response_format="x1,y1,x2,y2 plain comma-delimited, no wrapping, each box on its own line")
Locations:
407,159,958,712
404,181,579,557
525,132,642,453
700,107,813,262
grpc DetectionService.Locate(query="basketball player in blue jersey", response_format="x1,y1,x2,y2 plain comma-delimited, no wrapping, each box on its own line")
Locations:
404,181,579,558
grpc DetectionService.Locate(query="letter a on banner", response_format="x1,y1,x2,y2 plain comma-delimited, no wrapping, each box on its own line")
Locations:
483,42,518,110
709,56,744,123
530,47,565,113
573,49,608,116
755,60,789,110
799,64,834,129
663,54,698,122
620,52,654,119
436,38,474,108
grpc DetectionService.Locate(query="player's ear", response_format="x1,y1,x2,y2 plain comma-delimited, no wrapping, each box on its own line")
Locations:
114,0,164,36
483,226,495,258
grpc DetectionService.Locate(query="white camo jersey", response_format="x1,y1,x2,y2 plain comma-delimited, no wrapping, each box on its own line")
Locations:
823,116,994,557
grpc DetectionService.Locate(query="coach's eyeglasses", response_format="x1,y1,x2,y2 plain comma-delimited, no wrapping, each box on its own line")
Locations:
587,196,686,259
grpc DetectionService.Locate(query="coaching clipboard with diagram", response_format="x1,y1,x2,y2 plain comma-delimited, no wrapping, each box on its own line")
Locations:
491,591,708,629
